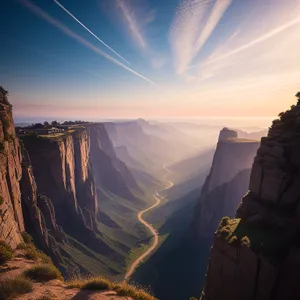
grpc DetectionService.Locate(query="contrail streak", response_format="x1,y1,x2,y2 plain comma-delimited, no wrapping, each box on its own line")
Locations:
190,15,300,69
18,0,154,84
53,0,130,65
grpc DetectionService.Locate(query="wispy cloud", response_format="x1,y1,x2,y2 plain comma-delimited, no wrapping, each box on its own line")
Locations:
196,15,300,68
53,0,130,65
116,0,147,50
18,0,154,84
170,0,232,74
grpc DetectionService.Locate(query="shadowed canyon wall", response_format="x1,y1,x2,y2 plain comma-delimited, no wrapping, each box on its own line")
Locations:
201,100,300,300
191,128,260,239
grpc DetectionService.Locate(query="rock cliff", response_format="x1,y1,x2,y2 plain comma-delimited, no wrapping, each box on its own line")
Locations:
0,89,24,249
201,97,300,300
21,130,98,233
207,128,259,193
0,89,144,279
191,129,260,238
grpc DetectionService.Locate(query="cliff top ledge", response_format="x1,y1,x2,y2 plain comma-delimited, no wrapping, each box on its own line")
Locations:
218,127,238,141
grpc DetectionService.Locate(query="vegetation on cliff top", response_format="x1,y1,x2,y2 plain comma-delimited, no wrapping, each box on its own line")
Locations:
217,217,251,247
23,264,63,282
1,231,156,300
0,277,33,300
68,277,156,300
0,240,14,264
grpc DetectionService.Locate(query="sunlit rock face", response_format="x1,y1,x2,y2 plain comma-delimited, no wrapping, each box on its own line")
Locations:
201,100,300,300
191,128,260,239
0,90,24,249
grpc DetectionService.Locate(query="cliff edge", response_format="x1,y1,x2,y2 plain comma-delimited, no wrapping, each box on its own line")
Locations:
201,94,300,300
0,88,24,248
191,129,260,238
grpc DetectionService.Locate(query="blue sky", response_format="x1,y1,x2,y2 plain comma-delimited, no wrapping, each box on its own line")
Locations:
1,0,300,121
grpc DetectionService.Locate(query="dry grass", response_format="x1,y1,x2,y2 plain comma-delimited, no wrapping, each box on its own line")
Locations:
115,282,156,300
67,277,156,300
0,277,33,300
21,232,33,244
23,264,63,282
23,245,52,264
0,240,14,265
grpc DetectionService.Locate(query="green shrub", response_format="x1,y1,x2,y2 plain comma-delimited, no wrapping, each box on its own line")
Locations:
0,240,14,264
0,195,4,206
16,242,27,250
23,264,63,282
21,232,33,244
0,277,33,300
228,235,238,244
218,216,230,229
241,236,251,247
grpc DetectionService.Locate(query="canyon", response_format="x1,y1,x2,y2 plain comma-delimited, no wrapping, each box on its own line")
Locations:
2,87,299,300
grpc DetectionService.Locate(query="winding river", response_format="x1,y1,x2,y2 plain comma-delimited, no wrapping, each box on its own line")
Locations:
124,163,174,280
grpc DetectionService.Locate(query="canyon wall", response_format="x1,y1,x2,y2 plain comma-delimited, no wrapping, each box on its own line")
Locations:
201,99,300,300
0,90,24,248
0,90,142,278
22,129,98,233
191,129,260,238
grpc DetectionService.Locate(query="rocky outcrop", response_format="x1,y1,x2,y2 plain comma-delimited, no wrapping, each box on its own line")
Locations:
0,89,24,248
201,97,300,300
218,128,238,141
207,130,259,193
191,130,260,238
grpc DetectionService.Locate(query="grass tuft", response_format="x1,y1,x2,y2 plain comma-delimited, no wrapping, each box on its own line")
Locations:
114,282,156,300
23,264,63,282
21,232,33,244
16,242,27,250
67,277,156,300
0,240,14,265
24,245,52,264
0,277,33,300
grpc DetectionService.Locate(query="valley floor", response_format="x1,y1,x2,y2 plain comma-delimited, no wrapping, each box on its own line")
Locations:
125,163,174,280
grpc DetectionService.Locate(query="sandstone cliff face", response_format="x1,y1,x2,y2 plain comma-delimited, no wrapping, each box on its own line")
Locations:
0,91,24,248
21,129,98,233
191,129,260,238
201,100,300,300
20,149,66,252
